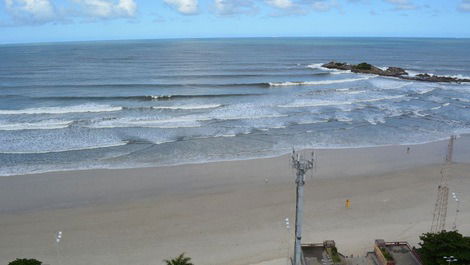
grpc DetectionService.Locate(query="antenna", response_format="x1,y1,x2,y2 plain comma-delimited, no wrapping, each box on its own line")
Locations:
431,135,456,233
291,149,315,265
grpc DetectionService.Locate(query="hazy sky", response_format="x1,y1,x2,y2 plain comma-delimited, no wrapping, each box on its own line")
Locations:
1,0,470,43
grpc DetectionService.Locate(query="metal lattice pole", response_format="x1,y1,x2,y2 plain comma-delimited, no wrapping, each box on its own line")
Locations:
291,150,315,265
431,135,455,233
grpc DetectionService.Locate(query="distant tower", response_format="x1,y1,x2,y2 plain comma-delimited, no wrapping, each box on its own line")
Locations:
431,135,456,233
291,150,315,265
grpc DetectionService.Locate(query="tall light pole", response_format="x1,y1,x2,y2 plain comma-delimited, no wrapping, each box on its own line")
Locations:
285,218,291,265
291,150,315,265
55,231,63,265
451,192,460,231
444,256,458,265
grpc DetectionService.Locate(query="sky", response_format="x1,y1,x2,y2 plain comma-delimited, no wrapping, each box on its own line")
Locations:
0,0,470,43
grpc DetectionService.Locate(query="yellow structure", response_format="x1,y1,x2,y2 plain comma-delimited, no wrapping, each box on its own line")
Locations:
346,199,351,208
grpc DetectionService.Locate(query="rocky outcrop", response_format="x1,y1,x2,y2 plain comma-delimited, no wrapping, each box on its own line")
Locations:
321,61,470,83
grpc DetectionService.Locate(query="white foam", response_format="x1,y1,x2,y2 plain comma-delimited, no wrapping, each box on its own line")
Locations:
278,95,405,108
407,70,421,77
335,88,366,95
279,100,352,108
296,120,329,125
89,116,208,129
358,95,406,103
1,142,128,154
416,87,437,94
306,63,351,74
0,120,73,131
151,95,172,99
269,77,371,87
88,112,288,129
450,74,470,79
345,90,366,95
337,117,353,122
329,70,351,75
412,110,427,117
369,79,412,90
365,115,386,125
153,104,222,110
306,63,324,70
220,114,288,120
0,104,122,115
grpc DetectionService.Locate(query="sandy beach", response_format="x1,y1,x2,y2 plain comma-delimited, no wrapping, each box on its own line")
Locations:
1,136,470,265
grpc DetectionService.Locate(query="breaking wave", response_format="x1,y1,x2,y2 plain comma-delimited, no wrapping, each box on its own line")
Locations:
87,113,288,129
153,104,222,110
269,77,371,87
0,141,130,154
88,117,208,129
0,104,122,115
0,120,73,131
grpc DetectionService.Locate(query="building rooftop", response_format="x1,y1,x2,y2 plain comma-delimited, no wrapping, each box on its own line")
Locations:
300,240,422,265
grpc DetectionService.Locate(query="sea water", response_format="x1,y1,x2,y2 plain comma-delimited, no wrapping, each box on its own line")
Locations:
1,37,470,175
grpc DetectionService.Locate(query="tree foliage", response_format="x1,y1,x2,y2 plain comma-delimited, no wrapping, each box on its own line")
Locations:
417,231,470,265
8,259,42,265
163,253,194,265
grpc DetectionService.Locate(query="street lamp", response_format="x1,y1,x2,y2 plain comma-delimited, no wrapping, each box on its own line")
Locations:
284,218,291,265
444,256,458,265
55,231,63,265
451,192,461,231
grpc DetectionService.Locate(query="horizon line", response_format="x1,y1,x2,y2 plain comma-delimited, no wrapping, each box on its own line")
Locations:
2,35,470,46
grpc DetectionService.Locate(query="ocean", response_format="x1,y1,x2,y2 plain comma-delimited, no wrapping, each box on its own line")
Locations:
1,37,470,176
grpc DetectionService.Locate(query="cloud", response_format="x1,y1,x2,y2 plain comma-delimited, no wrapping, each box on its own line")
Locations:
74,0,137,18
384,0,417,10
214,0,257,15
265,0,339,15
458,0,470,12
164,0,198,14
310,0,338,11
3,0,137,25
266,0,293,9
4,0,56,23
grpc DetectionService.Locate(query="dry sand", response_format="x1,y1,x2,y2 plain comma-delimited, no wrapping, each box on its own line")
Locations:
1,136,470,265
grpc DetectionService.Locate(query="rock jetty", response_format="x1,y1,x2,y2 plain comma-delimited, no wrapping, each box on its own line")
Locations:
321,61,470,83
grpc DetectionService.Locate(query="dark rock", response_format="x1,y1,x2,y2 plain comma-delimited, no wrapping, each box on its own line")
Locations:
384,67,407,76
321,61,470,83
354,62,373,70
322,61,351,71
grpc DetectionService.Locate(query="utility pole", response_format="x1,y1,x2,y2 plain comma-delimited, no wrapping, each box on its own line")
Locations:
431,135,456,233
291,150,315,265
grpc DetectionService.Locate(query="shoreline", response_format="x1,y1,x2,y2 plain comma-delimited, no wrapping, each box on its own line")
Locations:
1,135,469,265
1,133,466,178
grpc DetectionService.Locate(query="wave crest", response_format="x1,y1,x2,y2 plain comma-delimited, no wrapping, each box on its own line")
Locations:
0,104,122,115
0,120,73,131
269,77,371,87
153,104,222,110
